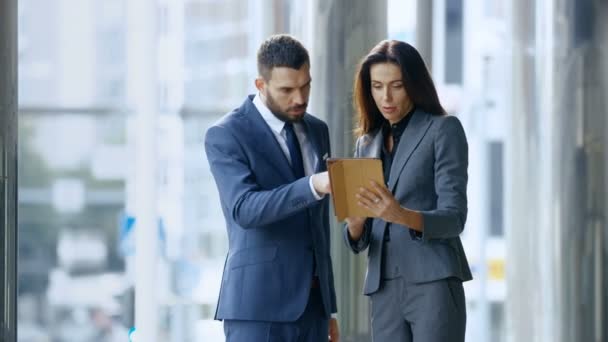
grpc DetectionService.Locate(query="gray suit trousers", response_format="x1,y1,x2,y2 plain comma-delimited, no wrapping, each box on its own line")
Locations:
370,277,466,342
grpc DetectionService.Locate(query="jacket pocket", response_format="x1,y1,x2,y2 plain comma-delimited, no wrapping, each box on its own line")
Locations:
229,246,277,269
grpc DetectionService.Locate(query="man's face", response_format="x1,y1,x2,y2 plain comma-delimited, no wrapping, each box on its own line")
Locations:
256,64,311,122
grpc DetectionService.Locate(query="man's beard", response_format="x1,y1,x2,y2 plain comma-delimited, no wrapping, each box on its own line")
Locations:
265,91,307,123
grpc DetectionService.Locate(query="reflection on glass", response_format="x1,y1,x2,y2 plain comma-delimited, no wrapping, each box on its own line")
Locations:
17,0,249,341
19,112,128,342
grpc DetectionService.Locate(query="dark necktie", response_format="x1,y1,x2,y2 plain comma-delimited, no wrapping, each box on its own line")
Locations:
285,122,316,275
284,122,305,179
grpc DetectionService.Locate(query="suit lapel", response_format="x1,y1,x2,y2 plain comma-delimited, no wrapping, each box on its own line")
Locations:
302,117,324,172
242,97,296,180
387,110,432,191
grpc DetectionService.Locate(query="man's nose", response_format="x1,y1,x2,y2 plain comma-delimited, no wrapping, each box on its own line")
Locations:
293,90,306,105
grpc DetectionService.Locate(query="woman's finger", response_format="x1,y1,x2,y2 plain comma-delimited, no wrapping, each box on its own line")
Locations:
370,181,390,197
358,187,381,204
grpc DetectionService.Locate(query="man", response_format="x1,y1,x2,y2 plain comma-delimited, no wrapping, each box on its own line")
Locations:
204,34,339,342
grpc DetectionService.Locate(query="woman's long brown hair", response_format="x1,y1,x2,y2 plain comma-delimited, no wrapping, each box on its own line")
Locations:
353,40,445,137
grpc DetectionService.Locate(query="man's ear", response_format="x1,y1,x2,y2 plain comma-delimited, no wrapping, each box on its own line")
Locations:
254,77,265,92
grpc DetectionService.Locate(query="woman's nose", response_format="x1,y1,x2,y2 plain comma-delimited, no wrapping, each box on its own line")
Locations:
383,89,392,102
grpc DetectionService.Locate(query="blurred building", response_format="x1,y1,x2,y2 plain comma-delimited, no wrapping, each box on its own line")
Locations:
2,0,607,342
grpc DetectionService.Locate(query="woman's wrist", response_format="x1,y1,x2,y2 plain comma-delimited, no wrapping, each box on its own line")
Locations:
399,207,423,232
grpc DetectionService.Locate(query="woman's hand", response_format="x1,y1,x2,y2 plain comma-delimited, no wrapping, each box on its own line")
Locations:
355,181,424,231
356,181,406,224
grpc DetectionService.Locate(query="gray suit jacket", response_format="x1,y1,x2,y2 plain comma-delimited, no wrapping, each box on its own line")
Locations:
344,109,473,295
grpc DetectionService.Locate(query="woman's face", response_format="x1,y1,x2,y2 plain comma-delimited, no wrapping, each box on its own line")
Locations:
369,62,413,124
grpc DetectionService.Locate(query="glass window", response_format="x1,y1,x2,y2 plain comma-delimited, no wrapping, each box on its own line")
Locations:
17,0,283,340
488,141,504,237
490,302,506,342
445,0,463,84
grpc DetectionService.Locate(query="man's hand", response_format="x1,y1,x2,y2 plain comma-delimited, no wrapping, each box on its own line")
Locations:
311,171,332,195
328,317,340,342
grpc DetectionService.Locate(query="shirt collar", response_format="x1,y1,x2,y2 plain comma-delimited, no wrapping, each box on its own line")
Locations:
253,93,287,135
383,106,415,141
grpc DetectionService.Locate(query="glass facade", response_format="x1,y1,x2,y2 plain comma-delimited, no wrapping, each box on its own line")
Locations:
7,0,607,341
1,1,18,340
16,1,290,341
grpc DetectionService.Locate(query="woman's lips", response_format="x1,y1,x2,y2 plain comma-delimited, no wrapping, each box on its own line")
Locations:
382,106,397,113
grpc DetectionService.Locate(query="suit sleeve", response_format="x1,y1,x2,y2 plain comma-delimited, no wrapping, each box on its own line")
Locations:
418,116,469,240
342,135,373,253
328,263,338,313
323,125,338,314
344,218,373,253
204,125,319,228
314,123,338,313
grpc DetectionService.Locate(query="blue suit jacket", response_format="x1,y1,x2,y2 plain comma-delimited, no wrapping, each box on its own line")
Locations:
344,110,473,295
205,95,337,322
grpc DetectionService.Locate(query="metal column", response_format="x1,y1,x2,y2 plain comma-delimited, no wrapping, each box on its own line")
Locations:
309,1,386,340
416,0,434,72
0,0,18,340
508,0,608,341
127,0,159,340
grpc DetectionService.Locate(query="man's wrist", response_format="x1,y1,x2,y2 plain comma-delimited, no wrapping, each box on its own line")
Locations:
308,176,325,200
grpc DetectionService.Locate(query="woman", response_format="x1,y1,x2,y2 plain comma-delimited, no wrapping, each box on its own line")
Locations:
343,40,472,342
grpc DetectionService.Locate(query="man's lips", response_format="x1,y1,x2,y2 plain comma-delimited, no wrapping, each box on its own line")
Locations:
289,106,307,114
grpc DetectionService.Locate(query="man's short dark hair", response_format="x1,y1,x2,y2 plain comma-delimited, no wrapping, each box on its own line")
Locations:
257,34,310,81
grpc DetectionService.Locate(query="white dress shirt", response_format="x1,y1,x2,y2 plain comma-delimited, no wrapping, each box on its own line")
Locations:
253,94,323,200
